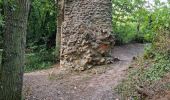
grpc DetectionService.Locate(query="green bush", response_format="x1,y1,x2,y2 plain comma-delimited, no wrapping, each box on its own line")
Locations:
25,48,56,72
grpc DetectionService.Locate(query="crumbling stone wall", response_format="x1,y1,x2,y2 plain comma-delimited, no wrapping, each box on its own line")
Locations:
60,0,115,71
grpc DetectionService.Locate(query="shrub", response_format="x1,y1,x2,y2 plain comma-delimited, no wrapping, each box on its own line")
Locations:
25,47,56,72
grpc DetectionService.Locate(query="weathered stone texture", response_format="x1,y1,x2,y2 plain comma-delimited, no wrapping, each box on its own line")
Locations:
60,0,115,71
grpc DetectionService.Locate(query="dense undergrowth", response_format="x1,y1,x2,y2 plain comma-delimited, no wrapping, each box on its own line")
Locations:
25,47,56,72
24,0,57,72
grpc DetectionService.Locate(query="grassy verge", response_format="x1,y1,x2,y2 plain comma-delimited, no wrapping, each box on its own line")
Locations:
115,56,170,99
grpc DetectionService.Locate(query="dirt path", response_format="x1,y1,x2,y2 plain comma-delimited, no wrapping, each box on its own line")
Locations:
23,43,145,100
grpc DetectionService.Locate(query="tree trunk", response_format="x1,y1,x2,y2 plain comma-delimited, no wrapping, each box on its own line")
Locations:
56,0,65,59
0,0,30,100
60,0,115,71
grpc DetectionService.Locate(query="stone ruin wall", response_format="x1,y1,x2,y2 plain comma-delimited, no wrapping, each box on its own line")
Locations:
60,0,115,71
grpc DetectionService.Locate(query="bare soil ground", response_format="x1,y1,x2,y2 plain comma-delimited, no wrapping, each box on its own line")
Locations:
23,43,145,100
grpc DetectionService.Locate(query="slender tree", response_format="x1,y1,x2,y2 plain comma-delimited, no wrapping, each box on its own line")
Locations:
0,0,30,99
56,0,64,59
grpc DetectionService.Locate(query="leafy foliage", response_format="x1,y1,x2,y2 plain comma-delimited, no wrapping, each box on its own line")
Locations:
25,0,57,71
27,0,56,48
112,0,170,44
25,48,56,72
112,0,148,44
